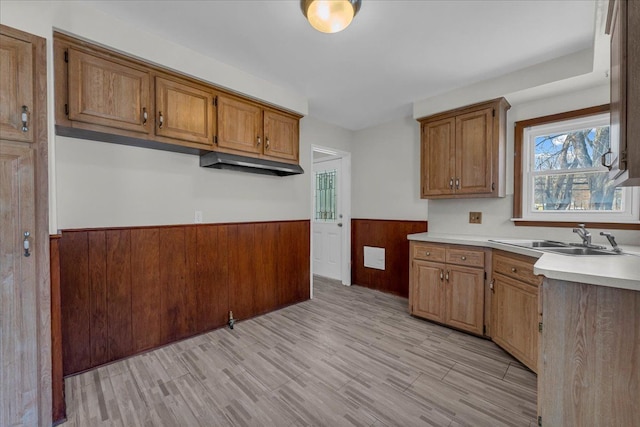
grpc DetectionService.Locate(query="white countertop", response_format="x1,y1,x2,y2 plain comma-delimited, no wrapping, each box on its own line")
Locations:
407,232,640,292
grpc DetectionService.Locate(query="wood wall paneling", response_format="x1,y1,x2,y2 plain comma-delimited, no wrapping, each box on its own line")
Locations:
228,224,257,320
60,232,91,375
50,235,66,424
88,231,108,366
106,230,133,360
58,220,311,375
195,225,229,331
131,228,162,352
351,219,428,297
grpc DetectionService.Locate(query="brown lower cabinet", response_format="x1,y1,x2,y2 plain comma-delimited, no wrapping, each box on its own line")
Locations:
491,251,542,373
410,242,486,335
58,220,310,376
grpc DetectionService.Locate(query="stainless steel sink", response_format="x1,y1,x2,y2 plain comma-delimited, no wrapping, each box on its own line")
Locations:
490,239,569,248
542,247,623,256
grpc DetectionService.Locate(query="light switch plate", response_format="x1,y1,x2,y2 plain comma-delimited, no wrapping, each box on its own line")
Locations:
469,212,482,224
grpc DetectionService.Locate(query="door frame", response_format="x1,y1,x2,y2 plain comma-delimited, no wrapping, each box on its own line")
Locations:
310,145,352,298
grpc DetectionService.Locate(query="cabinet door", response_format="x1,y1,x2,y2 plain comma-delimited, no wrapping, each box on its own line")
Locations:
455,108,493,194
155,76,214,146
216,94,262,155
0,33,34,143
445,265,484,335
68,48,150,133
263,110,299,162
411,260,446,323
491,274,538,372
1,143,38,426
421,118,455,197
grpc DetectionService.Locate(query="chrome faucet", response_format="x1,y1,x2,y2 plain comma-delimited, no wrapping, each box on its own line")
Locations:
600,232,622,253
572,224,606,249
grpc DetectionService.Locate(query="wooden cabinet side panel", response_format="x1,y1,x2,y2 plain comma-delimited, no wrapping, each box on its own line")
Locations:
540,279,640,426
130,228,162,353
87,231,109,366
0,33,34,143
277,221,311,307
455,108,493,194
50,236,66,423
195,225,230,332
105,230,133,361
254,223,279,315
445,265,484,335
59,232,91,375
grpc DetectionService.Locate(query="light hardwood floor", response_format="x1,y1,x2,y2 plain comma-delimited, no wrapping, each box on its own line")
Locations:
60,276,537,427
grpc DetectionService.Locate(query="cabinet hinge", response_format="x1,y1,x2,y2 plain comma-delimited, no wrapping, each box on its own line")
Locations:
484,271,487,280
492,108,495,117
483,325,486,335
538,322,543,332
213,96,218,107
538,415,542,426
491,182,495,191
64,104,69,116
64,50,68,63
214,135,218,145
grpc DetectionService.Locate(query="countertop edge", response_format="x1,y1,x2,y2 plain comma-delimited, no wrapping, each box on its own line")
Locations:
407,232,640,291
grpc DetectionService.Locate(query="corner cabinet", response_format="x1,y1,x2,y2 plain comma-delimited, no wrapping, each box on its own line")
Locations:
54,32,302,163
418,98,510,199
491,251,542,373
410,242,486,335
216,94,300,164
606,0,640,186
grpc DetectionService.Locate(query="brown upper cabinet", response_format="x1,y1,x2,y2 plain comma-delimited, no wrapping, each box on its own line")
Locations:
155,75,214,146
0,32,35,143
418,97,510,199
216,94,299,163
66,48,151,134
606,0,640,186
54,32,301,161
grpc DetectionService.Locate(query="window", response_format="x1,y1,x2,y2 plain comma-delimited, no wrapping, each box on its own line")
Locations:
515,106,638,225
315,169,337,221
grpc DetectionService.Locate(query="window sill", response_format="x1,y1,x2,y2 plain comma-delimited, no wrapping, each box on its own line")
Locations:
510,218,640,230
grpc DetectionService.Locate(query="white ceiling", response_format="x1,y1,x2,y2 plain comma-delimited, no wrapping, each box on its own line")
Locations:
86,0,597,131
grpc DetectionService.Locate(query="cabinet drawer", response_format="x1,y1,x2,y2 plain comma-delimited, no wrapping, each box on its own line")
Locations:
493,253,541,286
446,248,485,268
412,244,446,262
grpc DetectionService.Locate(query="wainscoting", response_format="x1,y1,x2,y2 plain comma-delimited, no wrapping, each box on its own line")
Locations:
351,219,428,297
56,220,310,377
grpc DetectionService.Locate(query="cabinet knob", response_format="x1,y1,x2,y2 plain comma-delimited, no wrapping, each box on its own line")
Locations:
511,267,517,273
445,270,450,281
265,137,270,149
461,256,467,261
455,178,460,189
425,251,430,256
142,107,148,125
257,136,261,146
449,178,454,189
158,111,164,128
440,270,444,280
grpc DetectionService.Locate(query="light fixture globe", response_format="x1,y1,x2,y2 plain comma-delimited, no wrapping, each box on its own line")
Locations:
301,0,362,34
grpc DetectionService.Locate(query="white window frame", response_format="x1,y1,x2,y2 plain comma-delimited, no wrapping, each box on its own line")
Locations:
521,112,639,222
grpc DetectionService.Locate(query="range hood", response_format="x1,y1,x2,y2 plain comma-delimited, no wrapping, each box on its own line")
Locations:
200,152,304,176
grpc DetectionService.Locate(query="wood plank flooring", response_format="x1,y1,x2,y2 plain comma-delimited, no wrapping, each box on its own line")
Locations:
60,276,537,427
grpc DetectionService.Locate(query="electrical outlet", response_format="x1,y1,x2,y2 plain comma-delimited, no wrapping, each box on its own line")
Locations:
194,210,203,224
469,211,482,224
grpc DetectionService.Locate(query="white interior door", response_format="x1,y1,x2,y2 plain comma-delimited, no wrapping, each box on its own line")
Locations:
312,158,342,280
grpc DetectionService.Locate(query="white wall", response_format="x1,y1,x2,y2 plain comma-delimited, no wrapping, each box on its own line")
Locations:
0,1,356,230
351,85,640,245
351,115,427,220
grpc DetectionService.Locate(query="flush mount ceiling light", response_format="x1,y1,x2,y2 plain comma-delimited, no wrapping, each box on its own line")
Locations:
301,0,362,34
